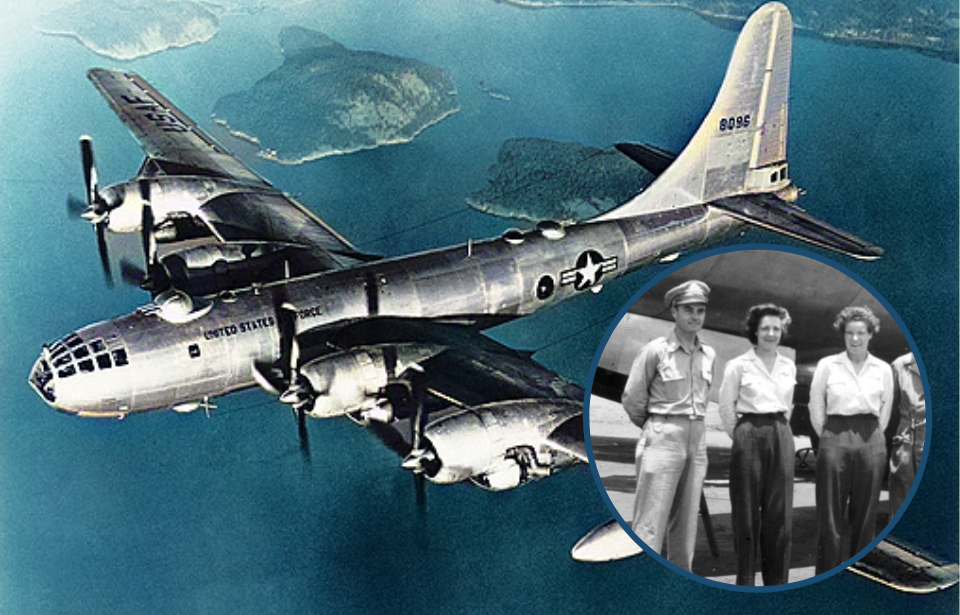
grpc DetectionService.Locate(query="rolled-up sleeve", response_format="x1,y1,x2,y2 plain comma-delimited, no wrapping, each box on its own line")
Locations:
622,345,659,428
718,360,742,439
808,359,828,437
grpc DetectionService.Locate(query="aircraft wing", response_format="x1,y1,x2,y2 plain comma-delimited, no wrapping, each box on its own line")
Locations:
87,68,376,277
299,316,586,461
849,537,960,594
570,516,958,594
87,68,267,186
302,316,584,406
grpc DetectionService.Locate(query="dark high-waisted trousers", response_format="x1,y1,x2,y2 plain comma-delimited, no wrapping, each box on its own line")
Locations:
814,414,885,574
729,413,794,585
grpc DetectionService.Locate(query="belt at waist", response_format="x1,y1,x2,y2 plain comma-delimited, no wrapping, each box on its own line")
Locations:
824,413,878,422
737,412,787,421
650,413,704,421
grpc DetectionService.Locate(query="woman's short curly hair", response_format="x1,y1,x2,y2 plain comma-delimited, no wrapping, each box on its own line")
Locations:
743,303,792,345
833,306,880,335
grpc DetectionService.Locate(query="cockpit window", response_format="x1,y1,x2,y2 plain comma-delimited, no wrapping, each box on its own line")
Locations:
48,333,129,379
112,348,129,367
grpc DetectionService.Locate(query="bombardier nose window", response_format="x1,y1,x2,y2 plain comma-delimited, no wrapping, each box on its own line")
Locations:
48,334,128,379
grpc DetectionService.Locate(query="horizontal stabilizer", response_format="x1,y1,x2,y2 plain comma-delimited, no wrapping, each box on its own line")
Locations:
571,519,643,562
710,194,883,261
614,142,677,176
849,537,960,593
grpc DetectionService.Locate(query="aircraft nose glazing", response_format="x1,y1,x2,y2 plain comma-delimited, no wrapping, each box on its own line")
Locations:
28,352,56,405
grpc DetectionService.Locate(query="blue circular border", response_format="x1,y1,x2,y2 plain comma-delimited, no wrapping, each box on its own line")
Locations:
583,242,932,592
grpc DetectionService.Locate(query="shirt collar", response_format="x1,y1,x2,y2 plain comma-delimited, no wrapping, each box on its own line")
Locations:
746,347,787,373
836,351,881,374
667,329,701,354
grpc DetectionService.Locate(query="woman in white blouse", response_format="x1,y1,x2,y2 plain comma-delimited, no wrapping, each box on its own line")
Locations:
718,304,796,586
808,306,893,575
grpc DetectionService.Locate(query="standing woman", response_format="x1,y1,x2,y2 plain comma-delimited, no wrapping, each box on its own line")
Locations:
809,306,893,574
719,304,797,585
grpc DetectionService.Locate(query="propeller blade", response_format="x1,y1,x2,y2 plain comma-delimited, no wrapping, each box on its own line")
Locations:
297,407,312,466
80,136,99,209
367,420,413,458
136,180,173,295
119,259,148,288
273,292,297,384
95,221,113,288
139,180,155,266
405,370,427,455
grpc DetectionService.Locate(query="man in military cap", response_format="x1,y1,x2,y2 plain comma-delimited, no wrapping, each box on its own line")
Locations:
622,279,715,571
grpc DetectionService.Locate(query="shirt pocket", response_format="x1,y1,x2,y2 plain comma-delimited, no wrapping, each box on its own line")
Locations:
861,370,886,404
825,370,856,399
740,372,763,393
656,359,685,400
701,356,713,386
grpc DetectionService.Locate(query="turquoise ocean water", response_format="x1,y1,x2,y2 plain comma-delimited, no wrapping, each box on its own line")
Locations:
0,1,956,613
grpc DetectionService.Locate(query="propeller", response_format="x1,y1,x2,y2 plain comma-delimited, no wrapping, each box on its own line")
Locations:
79,136,114,287
271,283,313,465
137,180,171,295
391,371,439,478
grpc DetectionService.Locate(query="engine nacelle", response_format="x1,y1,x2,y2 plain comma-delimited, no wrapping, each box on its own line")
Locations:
162,241,322,296
418,399,581,490
299,343,445,418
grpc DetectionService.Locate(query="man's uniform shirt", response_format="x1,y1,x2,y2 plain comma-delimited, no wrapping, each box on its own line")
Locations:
622,330,715,428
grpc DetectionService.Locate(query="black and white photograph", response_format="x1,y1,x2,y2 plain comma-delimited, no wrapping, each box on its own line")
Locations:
588,247,943,588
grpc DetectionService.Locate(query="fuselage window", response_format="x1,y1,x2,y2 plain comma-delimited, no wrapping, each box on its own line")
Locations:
78,359,95,373
112,348,129,367
188,344,201,359
96,354,112,370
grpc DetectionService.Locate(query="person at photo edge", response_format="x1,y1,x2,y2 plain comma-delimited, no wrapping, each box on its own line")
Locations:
621,280,715,572
888,352,925,517
809,306,893,575
718,304,797,586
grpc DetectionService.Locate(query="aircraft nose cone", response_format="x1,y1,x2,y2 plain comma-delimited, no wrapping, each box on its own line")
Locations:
28,353,57,406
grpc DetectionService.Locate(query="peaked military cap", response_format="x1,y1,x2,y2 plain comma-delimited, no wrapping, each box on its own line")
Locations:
664,280,710,307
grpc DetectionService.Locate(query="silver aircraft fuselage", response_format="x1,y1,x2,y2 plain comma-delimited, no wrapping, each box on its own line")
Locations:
29,205,738,417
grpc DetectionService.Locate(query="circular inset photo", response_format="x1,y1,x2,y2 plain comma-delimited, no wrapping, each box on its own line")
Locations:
586,246,930,591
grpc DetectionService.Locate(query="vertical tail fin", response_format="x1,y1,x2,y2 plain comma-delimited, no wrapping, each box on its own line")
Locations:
599,2,793,220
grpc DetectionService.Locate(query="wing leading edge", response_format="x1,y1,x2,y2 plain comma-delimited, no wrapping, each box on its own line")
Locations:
87,68,267,185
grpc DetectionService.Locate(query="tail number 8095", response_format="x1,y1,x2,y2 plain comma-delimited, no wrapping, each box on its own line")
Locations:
719,115,751,131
